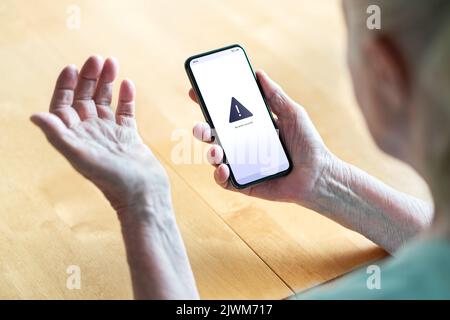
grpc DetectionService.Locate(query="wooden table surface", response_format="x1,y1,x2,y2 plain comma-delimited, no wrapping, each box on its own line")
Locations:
0,0,430,299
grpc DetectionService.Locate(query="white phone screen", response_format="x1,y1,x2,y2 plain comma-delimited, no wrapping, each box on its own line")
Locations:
189,46,290,186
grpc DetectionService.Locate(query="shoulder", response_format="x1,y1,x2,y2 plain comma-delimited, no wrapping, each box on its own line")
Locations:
291,238,450,300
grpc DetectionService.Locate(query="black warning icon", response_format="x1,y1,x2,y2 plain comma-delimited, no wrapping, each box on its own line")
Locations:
229,97,253,123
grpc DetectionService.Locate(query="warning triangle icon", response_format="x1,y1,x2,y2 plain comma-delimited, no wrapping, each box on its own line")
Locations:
229,97,253,123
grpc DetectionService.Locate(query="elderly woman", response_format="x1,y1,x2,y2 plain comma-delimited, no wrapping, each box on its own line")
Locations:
30,0,450,299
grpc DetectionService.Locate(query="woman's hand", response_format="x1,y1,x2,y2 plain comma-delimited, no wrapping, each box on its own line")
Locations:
190,70,433,253
32,56,198,299
31,55,170,217
189,70,335,205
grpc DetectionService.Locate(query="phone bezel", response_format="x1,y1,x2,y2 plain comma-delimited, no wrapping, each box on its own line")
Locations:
184,44,293,189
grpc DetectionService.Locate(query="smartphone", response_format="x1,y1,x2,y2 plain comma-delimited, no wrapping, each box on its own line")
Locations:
185,44,292,189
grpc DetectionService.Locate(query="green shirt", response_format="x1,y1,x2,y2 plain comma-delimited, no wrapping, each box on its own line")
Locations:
292,237,450,299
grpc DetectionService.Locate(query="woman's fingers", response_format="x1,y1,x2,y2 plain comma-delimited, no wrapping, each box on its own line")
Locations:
188,88,198,104
116,79,136,128
214,164,230,189
207,144,223,165
193,122,214,143
188,92,230,191
188,93,235,191
49,65,81,128
94,57,118,120
48,56,139,128
74,55,104,120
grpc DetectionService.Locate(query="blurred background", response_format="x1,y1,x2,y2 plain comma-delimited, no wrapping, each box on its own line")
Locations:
0,0,430,299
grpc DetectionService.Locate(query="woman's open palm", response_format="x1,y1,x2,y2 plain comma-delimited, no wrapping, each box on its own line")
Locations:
31,56,169,212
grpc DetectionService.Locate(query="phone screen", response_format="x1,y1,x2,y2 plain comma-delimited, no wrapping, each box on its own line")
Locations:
187,45,291,187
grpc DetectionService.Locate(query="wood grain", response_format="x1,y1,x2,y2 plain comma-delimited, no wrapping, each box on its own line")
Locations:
0,0,430,299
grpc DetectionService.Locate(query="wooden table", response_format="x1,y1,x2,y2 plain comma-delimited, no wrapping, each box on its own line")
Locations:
0,0,430,299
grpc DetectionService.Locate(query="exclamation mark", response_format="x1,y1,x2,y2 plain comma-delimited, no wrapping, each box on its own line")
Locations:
235,104,241,117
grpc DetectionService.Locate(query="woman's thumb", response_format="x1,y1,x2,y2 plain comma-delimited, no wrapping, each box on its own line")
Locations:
256,70,294,118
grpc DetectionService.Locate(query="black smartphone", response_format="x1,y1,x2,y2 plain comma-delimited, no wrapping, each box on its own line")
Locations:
185,44,292,189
